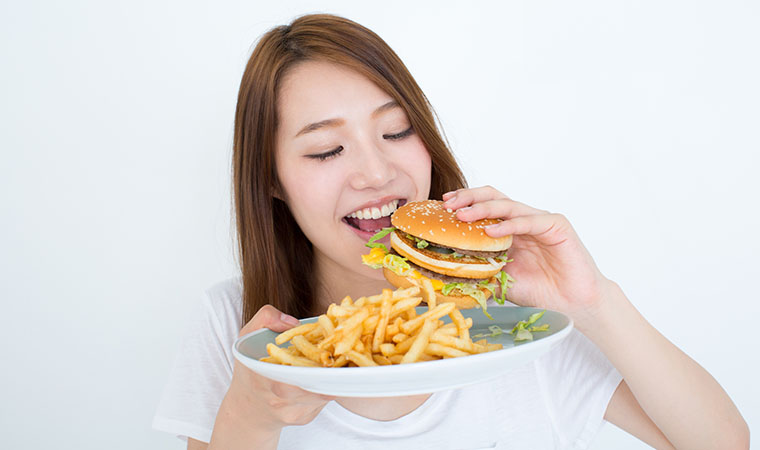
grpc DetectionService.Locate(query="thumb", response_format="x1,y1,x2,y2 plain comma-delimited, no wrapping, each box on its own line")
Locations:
240,305,301,337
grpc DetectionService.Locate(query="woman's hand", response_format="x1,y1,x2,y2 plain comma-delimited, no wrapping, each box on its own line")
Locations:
443,186,614,328
208,305,335,450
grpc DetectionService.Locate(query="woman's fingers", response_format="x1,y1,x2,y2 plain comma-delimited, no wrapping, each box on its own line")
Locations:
454,198,547,223
443,186,507,209
239,304,301,337
484,213,567,239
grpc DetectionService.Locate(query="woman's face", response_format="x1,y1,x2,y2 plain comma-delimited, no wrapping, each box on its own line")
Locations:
275,60,431,281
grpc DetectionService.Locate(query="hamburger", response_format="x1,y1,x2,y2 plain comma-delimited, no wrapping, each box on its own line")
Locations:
362,200,514,316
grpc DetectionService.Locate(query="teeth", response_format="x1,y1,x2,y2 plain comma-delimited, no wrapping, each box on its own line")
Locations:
347,199,401,221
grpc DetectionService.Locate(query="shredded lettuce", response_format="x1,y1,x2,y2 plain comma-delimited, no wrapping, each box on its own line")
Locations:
510,310,549,342
442,282,493,319
495,271,515,304
365,227,396,253
383,254,411,276
472,310,550,341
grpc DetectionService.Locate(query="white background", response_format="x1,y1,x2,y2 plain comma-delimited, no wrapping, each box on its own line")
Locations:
1,1,758,449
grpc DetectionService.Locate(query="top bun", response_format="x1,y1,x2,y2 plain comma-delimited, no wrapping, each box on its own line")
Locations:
391,200,512,252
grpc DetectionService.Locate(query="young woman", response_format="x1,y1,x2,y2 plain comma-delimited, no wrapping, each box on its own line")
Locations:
153,14,749,450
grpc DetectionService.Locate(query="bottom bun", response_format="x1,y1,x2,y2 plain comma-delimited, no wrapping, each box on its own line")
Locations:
382,267,490,310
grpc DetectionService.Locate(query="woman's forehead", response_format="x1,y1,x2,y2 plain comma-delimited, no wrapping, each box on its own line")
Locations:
277,61,397,134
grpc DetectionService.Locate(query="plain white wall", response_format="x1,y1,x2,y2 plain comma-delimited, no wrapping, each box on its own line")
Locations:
1,1,758,448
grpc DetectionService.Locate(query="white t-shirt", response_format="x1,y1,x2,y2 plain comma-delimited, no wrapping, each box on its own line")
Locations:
153,278,623,449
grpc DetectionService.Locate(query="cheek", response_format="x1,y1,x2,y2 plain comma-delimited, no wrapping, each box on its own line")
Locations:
401,136,433,195
277,159,341,234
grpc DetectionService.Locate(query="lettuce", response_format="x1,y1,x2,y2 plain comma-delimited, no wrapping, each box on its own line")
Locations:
383,254,411,276
442,282,493,319
495,271,515,304
416,239,429,249
510,310,549,342
365,227,396,253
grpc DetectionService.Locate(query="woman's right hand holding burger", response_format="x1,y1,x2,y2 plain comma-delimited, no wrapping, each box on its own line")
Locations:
205,305,335,450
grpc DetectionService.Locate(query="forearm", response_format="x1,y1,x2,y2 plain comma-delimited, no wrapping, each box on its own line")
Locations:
208,393,282,450
576,282,749,450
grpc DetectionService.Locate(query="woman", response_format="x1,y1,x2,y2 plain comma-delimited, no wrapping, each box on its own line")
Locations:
153,14,749,450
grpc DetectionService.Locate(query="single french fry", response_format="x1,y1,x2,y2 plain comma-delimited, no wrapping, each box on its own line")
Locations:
389,354,403,364
390,297,422,319
392,332,409,344
291,335,332,365
362,314,380,335
386,317,403,337
304,324,325,342
372,290,392,352
394,286,420,299
449,309,470,341
379,343,396,357
331,354,348,367
418,353,439,361
372,354,392,366
354,296,368,307
430,331,474,353
340,295,353,306
333,325,362,356
259,356,277,363
425,343,470,358
274,322,318,345
400,302,456,335
327,303,359,319
421,278,437,309
474,338,487,346
266,343,320,367
436,326,457,336
404,308,417,320
401,319,437,364
318,314,335,336
346,350,378,367
335,307,370,332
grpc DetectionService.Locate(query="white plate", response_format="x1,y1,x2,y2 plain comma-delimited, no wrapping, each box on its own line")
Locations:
233,306,573,397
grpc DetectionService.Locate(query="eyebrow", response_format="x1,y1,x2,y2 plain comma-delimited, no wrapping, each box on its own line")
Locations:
294,100,400,137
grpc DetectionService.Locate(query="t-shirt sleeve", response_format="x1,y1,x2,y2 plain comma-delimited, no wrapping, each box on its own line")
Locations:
534,329,623,449
152,287,240,443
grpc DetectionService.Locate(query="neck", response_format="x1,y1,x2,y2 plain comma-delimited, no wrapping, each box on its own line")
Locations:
312,250,391,315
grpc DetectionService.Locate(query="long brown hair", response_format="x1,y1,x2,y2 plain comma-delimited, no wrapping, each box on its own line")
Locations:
233,14,467,325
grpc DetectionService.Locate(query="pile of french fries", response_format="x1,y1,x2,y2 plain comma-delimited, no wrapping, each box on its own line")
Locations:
262,280,503,367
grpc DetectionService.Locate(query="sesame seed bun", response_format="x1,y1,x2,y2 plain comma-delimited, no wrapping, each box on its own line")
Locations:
390,200,512,252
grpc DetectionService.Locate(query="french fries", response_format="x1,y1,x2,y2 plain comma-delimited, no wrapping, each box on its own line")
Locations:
262,286,503,367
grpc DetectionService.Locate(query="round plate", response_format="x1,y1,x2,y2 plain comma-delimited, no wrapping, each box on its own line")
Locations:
233,306,573,397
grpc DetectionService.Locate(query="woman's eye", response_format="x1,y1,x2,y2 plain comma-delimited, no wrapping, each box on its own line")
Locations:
306,146,344,161
383,126,414,141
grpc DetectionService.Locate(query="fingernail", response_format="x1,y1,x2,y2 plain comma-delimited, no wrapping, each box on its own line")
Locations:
458,206,472,211
484,223,497,228
443,193,456,203
280,313,300,326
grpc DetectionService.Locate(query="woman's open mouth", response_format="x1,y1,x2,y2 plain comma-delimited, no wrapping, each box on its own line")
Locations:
343,199,407,233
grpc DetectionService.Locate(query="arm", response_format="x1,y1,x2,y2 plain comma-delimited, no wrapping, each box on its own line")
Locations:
443,187,749,450
205,305,334,450
587,282,749,450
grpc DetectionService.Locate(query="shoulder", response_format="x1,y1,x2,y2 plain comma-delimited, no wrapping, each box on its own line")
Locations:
200,276,244,334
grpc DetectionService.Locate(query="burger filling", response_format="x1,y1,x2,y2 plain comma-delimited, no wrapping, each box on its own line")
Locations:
362,227,515,318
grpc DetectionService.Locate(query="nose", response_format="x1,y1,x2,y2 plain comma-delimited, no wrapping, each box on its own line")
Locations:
348,141,397,190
